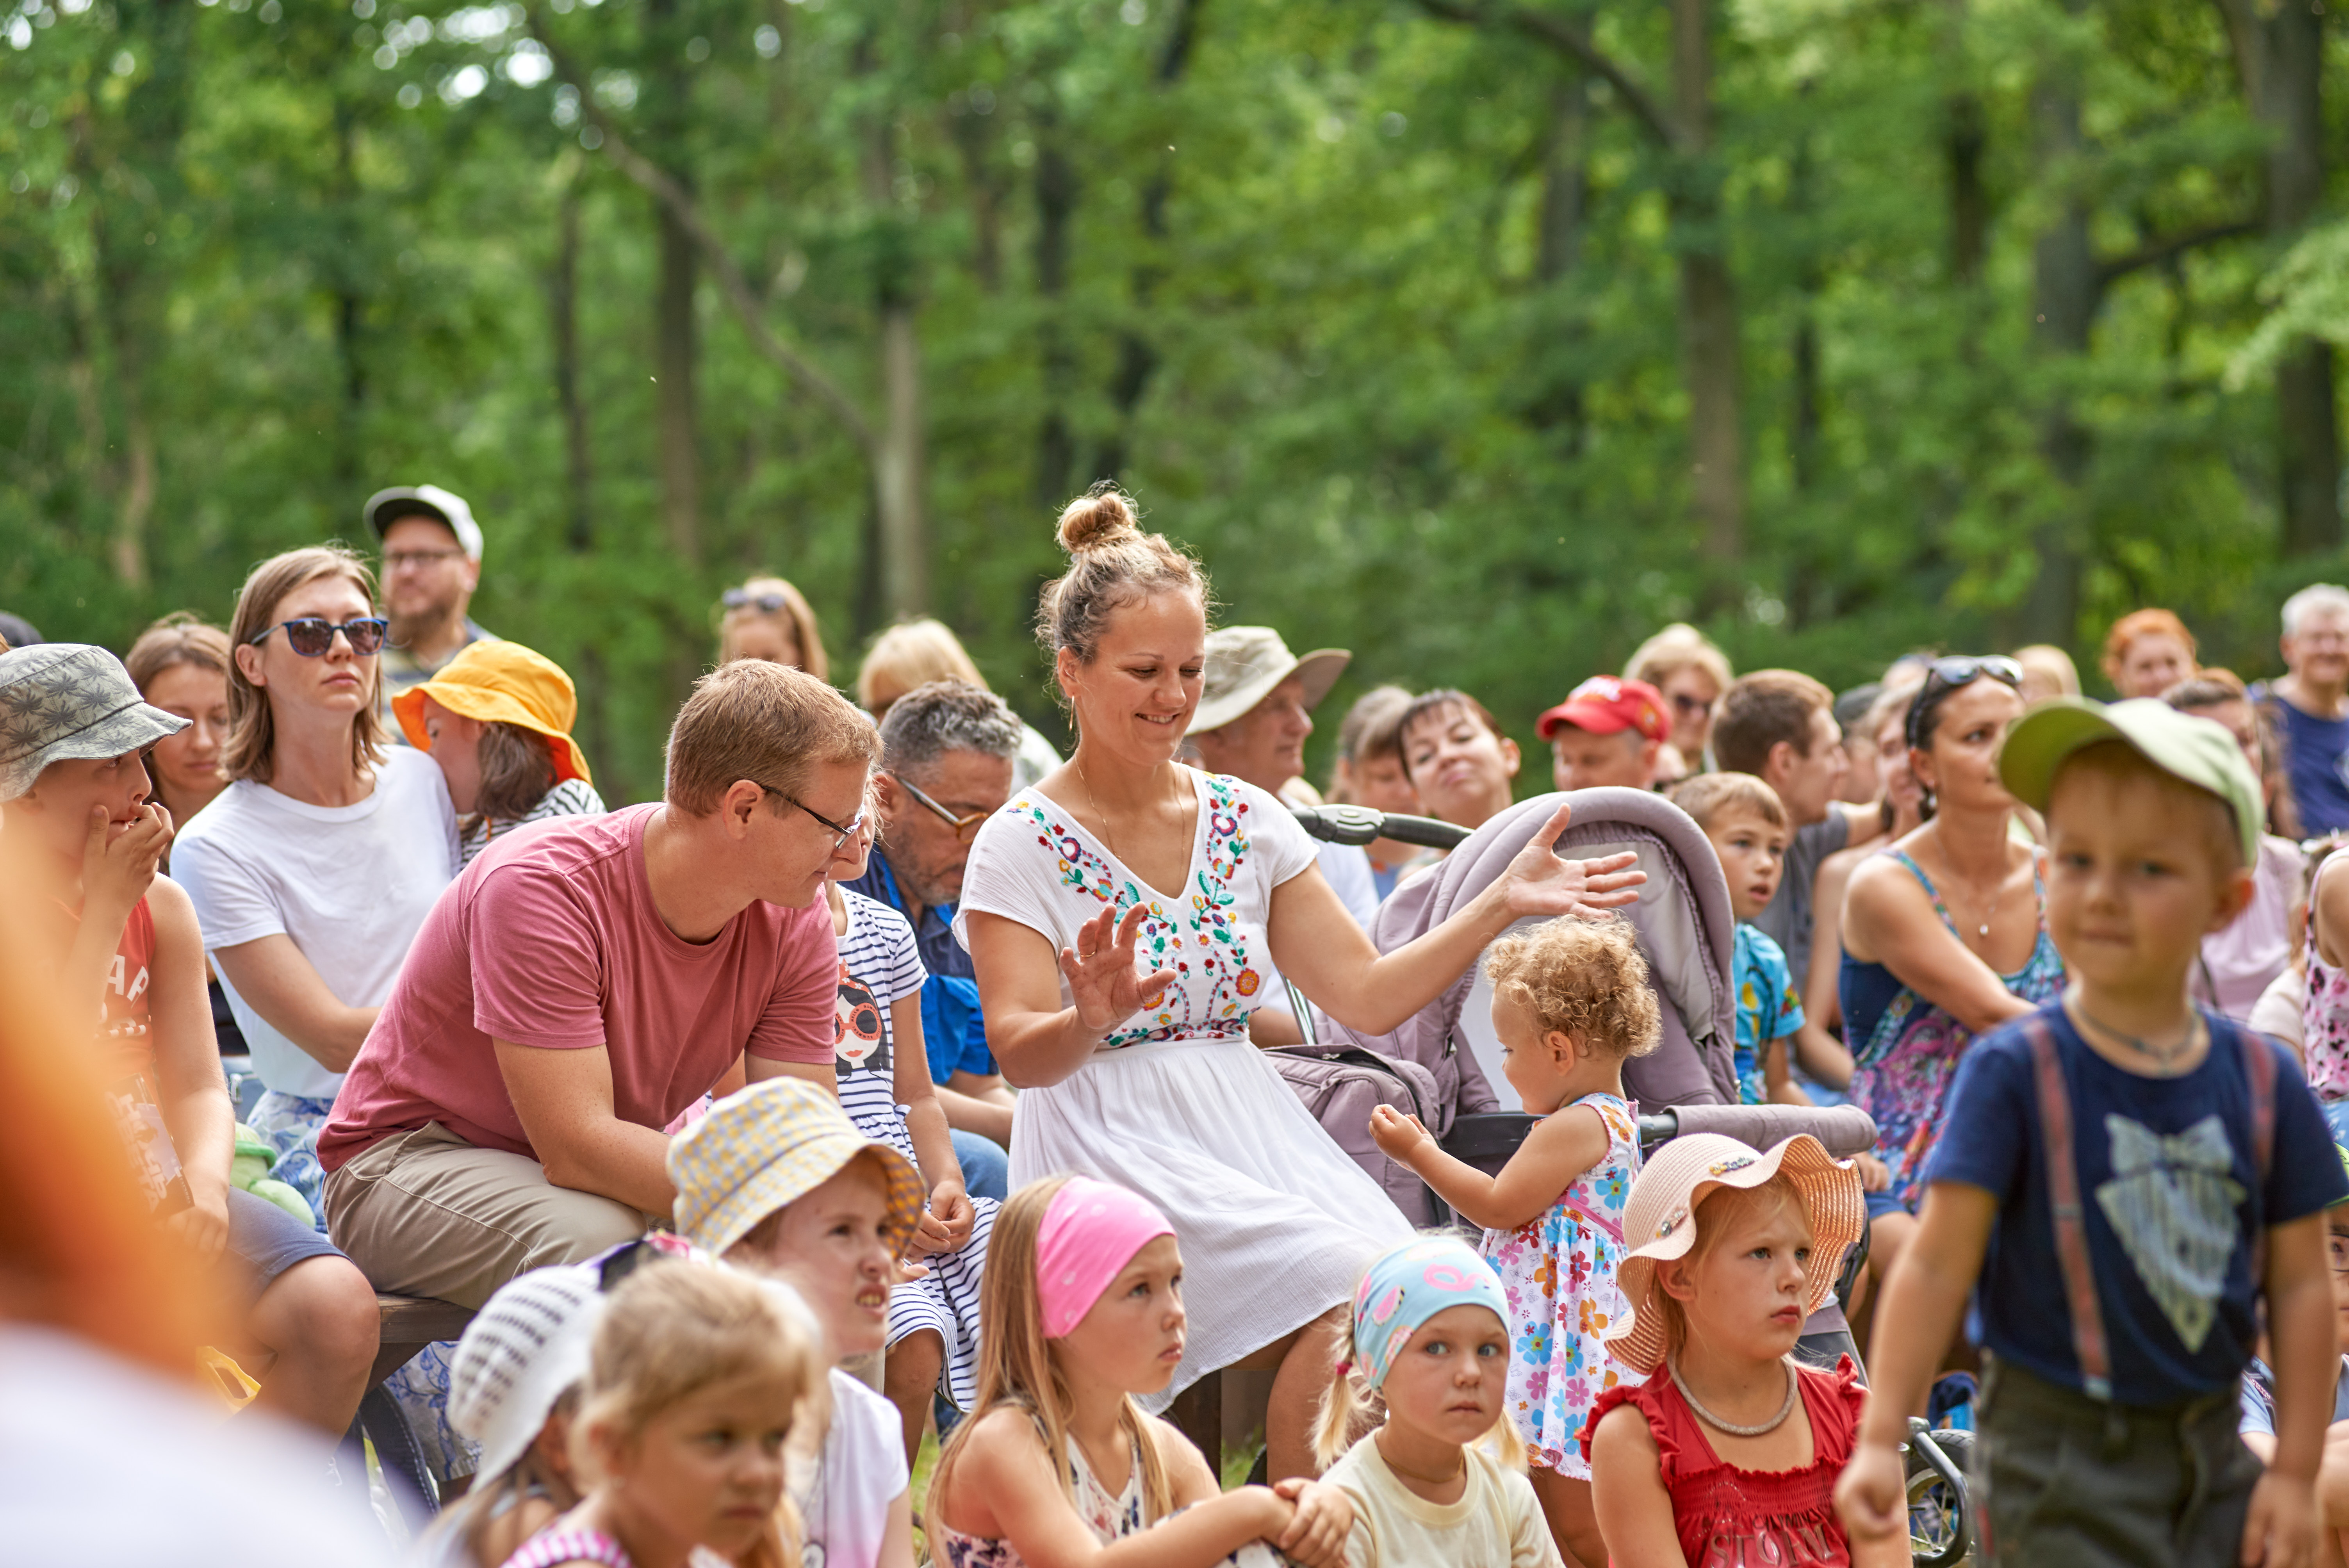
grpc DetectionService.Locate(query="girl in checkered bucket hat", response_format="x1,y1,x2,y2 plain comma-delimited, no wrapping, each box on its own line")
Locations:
1581,1133,1887,1568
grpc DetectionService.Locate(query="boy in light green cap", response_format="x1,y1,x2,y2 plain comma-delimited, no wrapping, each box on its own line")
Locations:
1835,697,2349,1568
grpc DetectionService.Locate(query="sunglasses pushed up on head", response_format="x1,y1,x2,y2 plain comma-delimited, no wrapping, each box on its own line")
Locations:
248,617,390,658
1904,655,2023,748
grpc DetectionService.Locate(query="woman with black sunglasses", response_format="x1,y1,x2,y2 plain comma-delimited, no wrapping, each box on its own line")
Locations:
173,544,462,1226
1836,657,2066,1313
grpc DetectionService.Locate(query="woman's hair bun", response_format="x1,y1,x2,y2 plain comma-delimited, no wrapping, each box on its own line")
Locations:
1054,485,1140,554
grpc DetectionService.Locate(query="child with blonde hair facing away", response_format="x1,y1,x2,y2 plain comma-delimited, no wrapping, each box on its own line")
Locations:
498,1261,822,1568
1586,1134,1892,1568
1314,1237,1561,1568
1367,916,1659,1568
927,1174,1354,1568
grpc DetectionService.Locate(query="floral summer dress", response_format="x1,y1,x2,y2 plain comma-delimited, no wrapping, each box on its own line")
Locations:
1843,848,2065,1209
934,1428,1285,1568
2301,856,2349,1136
954,768,1412,1408
1480,1092,1645,1476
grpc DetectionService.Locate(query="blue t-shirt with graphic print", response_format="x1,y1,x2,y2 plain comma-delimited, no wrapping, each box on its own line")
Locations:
1926,1004,2347,1406
1732,922,1805,1107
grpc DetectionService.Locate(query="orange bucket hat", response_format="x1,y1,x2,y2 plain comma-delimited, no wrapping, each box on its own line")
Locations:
392,639,592,786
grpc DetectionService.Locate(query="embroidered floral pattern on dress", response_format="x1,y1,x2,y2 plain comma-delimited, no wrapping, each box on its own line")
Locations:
1013,775,1263,1050
1480,1091,1645,1477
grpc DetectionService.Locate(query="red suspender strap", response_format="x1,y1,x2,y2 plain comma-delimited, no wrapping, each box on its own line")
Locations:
2024,1016,2114,1402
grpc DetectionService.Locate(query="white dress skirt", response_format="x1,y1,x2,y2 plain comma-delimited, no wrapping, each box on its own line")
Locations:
955,768,1412,1407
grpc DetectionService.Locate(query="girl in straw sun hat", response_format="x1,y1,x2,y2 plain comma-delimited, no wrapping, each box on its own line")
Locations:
1583,1133,1900,1568
393,638,605,866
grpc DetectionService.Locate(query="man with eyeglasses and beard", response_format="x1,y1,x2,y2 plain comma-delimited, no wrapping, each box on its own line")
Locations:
364,484,496,741
318,662,876,1312
842,681,1024,1199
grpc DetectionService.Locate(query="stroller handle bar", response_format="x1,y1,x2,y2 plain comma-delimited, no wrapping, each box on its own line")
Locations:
1634,1103,1880,1159
1291,804,1472,852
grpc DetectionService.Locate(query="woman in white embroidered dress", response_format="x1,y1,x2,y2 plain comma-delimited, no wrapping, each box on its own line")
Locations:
956,486,1644,1482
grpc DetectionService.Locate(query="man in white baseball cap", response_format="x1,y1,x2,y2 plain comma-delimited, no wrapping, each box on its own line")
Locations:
1187,626,1379,1043
363,484,495,741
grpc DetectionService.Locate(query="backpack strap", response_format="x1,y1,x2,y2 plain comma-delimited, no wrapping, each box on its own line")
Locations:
2024,1014,2114,1401
2239,1018,2278,1286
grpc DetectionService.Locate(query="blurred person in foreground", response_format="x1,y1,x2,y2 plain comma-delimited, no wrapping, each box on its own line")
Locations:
0,763,392,1563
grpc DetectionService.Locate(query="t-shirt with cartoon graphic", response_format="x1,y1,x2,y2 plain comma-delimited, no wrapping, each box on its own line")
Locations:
1731,923,1804,1106
833,886,930,1158
1927,1004,2348,1405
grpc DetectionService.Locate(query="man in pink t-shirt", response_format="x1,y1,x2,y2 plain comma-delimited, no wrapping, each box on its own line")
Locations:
320,662,879,1309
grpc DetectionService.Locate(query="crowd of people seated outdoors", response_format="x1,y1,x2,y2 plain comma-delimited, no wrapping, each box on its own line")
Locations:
9,477,2349,1568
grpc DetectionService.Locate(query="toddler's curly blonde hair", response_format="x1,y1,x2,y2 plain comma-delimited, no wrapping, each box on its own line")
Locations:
1484,916,1662,1059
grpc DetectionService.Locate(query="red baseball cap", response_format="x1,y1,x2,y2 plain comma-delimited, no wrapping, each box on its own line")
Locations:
1536,675,1672,742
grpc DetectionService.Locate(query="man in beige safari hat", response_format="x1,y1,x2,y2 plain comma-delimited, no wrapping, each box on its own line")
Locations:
1188,626,1379,1043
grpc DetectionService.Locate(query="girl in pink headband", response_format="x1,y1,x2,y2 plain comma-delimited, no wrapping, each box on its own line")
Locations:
928,1176,1355,1568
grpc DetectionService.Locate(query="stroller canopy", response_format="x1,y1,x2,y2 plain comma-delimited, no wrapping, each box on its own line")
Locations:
1324,787,1739,1118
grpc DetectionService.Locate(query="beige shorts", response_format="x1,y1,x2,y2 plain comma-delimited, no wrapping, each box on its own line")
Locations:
324,1121,648,1310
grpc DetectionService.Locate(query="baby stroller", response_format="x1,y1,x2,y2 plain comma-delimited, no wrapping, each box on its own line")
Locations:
1285,791,1972,1566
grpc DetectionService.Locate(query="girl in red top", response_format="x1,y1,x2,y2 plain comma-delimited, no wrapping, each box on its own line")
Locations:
1584,1133,1900,1568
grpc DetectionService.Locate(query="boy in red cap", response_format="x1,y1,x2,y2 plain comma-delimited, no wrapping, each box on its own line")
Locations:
1536,675,1671,793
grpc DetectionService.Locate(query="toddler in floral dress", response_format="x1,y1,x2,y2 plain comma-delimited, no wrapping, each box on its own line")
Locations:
1369,915,1661,1568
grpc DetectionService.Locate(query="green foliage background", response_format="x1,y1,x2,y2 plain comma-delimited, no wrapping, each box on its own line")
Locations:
5,0,2348,801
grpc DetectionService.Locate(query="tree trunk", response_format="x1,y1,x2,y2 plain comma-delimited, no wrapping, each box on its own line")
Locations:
2221,0,2339,555
1529,66,1590,449
1032,109,1080,508
877,304,928,618
548,160,618,795
1943,0,1988,287
1667,0,1745,569
2023,23,2095,645
649,0,701,571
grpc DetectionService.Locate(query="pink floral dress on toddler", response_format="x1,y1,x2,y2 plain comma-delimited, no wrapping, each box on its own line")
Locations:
2301,856,2349,1137
1479,1090,1645,1476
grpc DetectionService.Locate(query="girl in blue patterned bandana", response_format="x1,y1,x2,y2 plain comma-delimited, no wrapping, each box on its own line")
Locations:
1368,916,1658,1568
1313,1237,1561,1568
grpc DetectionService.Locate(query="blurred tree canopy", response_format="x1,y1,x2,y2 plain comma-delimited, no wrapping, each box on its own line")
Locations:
4,0,2347,799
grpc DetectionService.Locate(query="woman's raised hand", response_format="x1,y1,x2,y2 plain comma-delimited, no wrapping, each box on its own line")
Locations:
1501,800,1646,919
1058,902,1176,1035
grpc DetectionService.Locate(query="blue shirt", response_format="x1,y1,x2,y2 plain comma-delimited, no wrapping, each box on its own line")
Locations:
1926,1005,2347,1405
1732,923,1804,1106
2268,688,2349,835
842,852,993,1082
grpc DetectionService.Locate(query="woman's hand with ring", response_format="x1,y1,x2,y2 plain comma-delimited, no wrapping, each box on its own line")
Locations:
1058,902,1175,1035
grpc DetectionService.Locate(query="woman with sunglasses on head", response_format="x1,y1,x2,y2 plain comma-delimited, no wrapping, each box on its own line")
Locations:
172,545,461,1223
1837,656,2064,1311
717,576,831,677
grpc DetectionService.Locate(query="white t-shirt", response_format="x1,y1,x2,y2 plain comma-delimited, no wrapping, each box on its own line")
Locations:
1324,1436,1561,1568
173,747,459,1099
797,1368,910,1568
0,1325,394,1566
834,887,929,1154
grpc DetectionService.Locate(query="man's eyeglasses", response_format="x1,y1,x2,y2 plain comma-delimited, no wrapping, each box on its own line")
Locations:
893,773,992,840
1905,655,2024,748
723,589,792,614
383,547,467,572
248,617,390,658
756,783,866,852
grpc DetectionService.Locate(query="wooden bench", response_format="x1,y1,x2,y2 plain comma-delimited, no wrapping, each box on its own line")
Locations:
371,1293,476,1386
